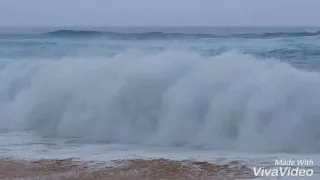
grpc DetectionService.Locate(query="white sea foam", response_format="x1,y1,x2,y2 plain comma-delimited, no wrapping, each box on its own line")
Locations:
1,50,320,153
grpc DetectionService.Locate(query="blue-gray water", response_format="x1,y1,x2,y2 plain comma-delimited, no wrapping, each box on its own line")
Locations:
1,27,320,70
1,27,320,179
1,27,320,155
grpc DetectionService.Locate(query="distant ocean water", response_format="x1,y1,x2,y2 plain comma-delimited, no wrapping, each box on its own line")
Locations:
1,27,320,179
1,27,320,69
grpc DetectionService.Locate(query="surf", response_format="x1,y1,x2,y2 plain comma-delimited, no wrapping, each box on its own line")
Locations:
1,50,320,153
2,29,320,39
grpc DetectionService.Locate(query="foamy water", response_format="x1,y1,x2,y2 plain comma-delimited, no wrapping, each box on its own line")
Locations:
1,131,320,179
1,27,320,179
1,51,320,153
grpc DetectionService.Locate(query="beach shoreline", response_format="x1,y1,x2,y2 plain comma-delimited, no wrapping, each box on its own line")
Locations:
0,158,254,180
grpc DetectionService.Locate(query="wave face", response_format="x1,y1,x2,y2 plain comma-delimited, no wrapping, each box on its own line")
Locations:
237,31,320,38
45,30,320,39
43,30,214,39
1,51,320,153
44,30,320,39
2,30,320,39
44,30,104,36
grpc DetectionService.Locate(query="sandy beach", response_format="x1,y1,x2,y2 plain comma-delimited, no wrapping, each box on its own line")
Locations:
0,158,253,180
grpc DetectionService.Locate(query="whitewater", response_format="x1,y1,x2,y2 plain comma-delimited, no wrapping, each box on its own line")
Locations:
1,27,320,179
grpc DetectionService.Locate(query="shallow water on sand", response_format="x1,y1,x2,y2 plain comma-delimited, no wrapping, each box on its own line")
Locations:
1,131,320,179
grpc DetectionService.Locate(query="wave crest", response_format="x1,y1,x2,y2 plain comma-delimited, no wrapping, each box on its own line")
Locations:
44,30,103,36
1,30,317,39
44,30,212,39
42,30,320,39
1,51,320,153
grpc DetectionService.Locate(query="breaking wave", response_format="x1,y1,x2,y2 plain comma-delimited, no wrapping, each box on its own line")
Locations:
44,30,320,38
1,51,320,153
2,30,320,39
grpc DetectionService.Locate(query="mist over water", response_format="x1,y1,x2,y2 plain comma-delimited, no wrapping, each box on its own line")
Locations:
1,49,320,153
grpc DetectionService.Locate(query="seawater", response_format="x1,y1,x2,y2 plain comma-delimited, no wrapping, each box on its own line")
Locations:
1,27,320,179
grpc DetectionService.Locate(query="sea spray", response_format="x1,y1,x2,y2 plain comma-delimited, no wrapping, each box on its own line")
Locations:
1,50,320,153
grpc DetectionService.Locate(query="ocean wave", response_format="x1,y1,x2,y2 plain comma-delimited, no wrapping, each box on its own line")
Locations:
44,30,320,39
240,31,320,38
1,50,320,153
43,30,214,39
2,30,320,39
43,30,103,37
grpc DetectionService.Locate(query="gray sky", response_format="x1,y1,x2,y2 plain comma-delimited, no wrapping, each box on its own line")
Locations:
0,0,319,26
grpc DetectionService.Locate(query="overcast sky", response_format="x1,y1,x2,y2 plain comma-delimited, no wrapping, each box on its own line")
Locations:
0,0,319,26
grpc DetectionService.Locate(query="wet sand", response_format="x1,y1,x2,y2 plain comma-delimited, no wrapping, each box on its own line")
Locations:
0,158,254,180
